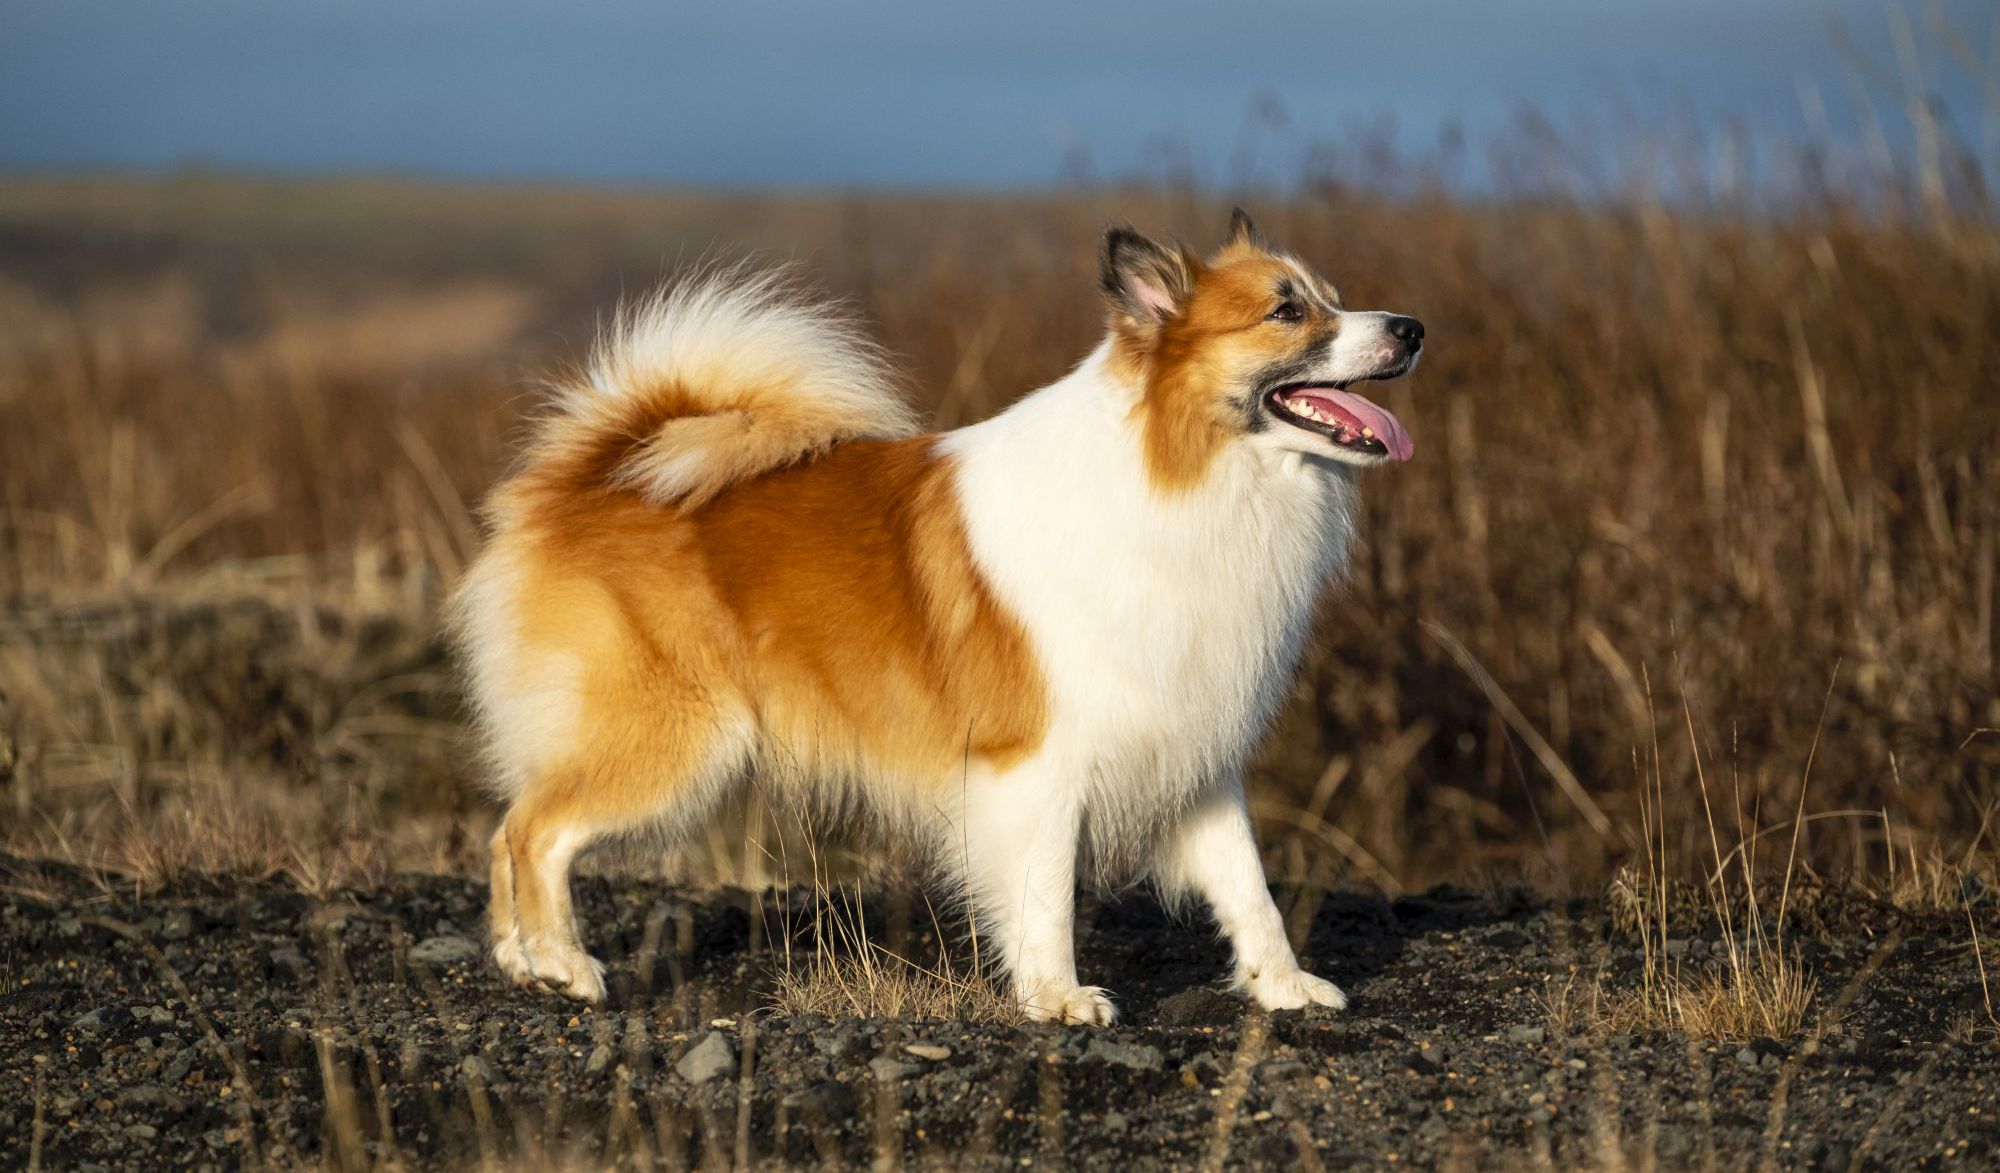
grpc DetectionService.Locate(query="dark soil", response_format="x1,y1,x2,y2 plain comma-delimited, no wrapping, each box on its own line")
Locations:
3,857,1996,1170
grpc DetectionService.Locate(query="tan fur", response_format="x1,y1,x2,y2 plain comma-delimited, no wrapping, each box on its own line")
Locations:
1111,247,1346,493
472,435,1047,991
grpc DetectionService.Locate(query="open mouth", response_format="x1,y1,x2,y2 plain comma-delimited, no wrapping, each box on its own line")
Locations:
1265,378,1415,462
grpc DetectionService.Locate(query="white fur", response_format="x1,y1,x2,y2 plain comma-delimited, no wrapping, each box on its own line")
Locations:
450,550,583,799
565,266,918,506
1324,310,1418,388
931,341,1357,1021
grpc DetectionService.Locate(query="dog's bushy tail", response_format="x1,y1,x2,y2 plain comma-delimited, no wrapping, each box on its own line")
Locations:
529,265,919,508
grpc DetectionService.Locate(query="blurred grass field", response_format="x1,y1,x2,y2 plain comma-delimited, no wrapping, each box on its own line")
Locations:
0,163,1995,901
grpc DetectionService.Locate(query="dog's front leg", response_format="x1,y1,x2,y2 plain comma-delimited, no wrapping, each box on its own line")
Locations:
957,779,1114,1025
1153,778,1347,1011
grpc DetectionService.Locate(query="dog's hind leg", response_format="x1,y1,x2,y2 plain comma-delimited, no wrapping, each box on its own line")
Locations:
494,707,753,1004
489,823,528,982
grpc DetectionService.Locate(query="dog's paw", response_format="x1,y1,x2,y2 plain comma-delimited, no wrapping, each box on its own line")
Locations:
547,951,608,1004
491,931,532,981
514,941,607,1004
1245,966,1347,1012
1020,984,1118,1026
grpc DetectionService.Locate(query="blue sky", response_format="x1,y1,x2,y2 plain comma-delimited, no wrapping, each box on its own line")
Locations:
1,0,1988,188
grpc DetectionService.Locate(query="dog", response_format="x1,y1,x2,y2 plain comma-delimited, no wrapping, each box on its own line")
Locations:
454,209,1422,1024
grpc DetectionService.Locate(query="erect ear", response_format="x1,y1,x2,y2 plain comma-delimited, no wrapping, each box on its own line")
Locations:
1226,206,1264,249
1099,224,1194,325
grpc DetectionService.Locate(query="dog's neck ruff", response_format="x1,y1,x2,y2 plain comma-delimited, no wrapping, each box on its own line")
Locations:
941,340,1357,833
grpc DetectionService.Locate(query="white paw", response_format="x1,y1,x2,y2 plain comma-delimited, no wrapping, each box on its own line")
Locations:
518,940,607,1004
491,931,532,981
1245,966,1347,1012
1020,984,1118,1026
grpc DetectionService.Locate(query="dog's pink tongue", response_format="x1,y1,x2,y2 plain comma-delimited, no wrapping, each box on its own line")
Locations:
1314,389,1414,462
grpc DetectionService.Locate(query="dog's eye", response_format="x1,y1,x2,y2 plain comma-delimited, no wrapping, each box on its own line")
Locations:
1267,301,1302,322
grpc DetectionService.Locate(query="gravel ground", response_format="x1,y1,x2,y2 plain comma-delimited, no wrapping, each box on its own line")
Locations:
3,856,1997,1170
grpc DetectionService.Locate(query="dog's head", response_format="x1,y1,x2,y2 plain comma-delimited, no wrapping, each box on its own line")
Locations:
1100,210,1422,489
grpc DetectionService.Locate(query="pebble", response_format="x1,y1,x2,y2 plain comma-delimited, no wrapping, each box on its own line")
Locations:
676,1032,735,1085
410,935,482,966
905,1042,952,1061
117,1085,170,1110
811,1026,861,1061
1084,1038,1163,1072
869,1056,919,1082
162,908,195,941
1506,1025,1545,1045
72,1006,134,1034
585,1044,613,1075
459,1055,497,1084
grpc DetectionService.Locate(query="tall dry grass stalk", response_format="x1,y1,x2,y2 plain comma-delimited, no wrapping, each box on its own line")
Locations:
1583,669,1827,1042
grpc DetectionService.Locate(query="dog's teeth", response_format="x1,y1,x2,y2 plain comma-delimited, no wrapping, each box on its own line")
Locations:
1361,427,1374,438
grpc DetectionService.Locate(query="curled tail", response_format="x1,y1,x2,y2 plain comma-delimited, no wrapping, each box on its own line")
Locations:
529,265,919,508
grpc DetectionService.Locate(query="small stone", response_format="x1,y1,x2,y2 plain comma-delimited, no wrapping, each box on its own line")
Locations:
811,1027,860,1061
117,1085,170,1110
905,1042,952,1061
1083,1038,1163,1072
869,1056,919,1082
410,935,482,966
71,1007,134,1034
459,1055,498,1084
1735,1047,1761,1070
1506,1025,1545,1046
676,1032,735,1085
585,1044,612,1075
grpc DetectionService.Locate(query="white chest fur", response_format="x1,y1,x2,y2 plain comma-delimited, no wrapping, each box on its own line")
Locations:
944,347,1357,813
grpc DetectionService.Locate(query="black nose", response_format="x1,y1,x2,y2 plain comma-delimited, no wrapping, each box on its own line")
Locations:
1387,315,1425,349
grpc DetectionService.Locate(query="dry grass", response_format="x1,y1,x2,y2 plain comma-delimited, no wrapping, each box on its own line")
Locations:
1544,670,1831,1043
769,883,1020,1024
1,103,1997,902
